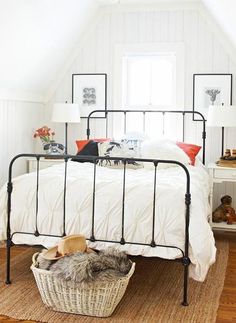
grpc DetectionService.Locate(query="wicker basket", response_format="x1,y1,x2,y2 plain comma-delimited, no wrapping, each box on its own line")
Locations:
31,253,135,317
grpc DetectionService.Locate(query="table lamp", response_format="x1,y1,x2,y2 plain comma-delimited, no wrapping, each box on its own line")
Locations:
207,105,236,157
52,102,81,154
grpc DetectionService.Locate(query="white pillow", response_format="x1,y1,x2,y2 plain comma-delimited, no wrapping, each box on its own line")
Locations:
120,132,149,159
141,139,190,169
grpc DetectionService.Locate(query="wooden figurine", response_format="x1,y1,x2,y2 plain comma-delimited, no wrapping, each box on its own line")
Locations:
231,149,236,158
224,149,231,158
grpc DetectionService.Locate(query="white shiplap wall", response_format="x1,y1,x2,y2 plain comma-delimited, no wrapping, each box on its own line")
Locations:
49,3,236,209
0,100,44,186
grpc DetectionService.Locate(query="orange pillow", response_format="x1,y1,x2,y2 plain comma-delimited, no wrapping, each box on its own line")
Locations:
176,142,201,166
75,138,110,153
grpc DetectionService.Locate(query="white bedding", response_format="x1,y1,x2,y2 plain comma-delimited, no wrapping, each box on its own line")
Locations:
0,161,216,281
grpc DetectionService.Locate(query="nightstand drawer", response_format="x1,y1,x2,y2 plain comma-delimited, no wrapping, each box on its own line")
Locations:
214,168,236,179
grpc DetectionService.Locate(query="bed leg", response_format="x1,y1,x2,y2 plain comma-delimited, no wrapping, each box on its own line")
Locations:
182,257,190,306
5,238,11,284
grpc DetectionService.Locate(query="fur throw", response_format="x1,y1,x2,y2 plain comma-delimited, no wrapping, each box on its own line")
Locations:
37,249,57,270
37,248,131,285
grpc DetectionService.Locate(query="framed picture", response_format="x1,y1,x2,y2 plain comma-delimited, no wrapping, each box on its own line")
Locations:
72,73,107,118
193,73,232,121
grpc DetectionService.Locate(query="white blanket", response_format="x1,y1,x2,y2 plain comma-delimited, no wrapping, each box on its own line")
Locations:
0,161,216,281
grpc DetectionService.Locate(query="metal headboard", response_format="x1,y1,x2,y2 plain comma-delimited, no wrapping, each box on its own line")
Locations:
86,110,206,164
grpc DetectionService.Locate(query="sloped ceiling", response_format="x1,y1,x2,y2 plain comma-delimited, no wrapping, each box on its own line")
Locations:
0,0,98,102
202,0,236,49
0,0,235,102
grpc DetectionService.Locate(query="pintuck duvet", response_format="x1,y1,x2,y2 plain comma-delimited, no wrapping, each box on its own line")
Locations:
0,161,216,281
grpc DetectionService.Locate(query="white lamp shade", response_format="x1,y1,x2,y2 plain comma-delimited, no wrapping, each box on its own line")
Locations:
52,103,81,123
207,105,236,127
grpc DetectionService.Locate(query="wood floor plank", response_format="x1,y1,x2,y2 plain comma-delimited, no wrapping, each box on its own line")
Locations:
0,317,34,322
216,232,236,322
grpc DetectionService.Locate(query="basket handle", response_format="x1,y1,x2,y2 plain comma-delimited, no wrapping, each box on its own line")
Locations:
126,262,136,279
32,252,40,267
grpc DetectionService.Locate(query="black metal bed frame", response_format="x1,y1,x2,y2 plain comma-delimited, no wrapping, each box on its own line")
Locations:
5,109,206,307
87,109,206,165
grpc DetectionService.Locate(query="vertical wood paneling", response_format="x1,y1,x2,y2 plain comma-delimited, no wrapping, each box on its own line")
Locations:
73,49,84,73
83,34,97,73
151,12,163,42
110,12,124,45
229,59,236,104
159,11,170,41
138,12,148,43
95,19,110,71
0,100,44,186
197,16,213,72
183,10,199,108
212,39,230,72
124,13,139,43
146,12,155,42
168,11,184,42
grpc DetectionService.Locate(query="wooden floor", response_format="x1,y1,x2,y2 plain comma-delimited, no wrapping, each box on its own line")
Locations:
216,232,236,323
0,246,35,323
1,233,236,323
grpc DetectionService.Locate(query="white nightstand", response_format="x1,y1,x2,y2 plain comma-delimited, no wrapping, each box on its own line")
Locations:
208,162,236,231
27,158,65,173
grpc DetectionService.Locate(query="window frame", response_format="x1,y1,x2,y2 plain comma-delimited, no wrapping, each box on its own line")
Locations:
114,43,185,110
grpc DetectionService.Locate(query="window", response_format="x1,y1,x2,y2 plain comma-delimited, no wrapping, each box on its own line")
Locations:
123,54,176,109
113,43,184,138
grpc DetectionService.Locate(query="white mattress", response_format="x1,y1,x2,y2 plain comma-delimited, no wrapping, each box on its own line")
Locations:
0,161,216,281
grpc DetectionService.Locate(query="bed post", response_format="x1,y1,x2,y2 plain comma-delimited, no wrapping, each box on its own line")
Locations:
202,120,206,165
182,171,191,306
5,160,14,284
6,181,13,284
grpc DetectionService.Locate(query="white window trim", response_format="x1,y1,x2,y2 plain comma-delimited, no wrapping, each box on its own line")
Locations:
113,43,185,111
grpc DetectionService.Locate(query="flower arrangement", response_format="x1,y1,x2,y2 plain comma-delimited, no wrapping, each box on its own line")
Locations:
33,126,55,145
34,126,64,155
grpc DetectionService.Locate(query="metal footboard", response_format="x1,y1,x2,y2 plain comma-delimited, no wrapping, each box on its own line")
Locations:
6,153,190,306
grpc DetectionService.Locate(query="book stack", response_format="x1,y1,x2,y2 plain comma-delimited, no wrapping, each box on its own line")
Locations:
217,149,236,167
